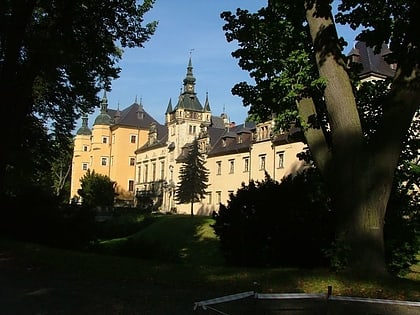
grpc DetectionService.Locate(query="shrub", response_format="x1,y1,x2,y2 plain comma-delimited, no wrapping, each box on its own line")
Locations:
212,168,334,268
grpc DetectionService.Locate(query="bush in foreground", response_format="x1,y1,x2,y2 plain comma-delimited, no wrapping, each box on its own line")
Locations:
212,168,334,268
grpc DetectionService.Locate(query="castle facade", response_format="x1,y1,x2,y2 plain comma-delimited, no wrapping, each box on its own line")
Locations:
70,58,308,214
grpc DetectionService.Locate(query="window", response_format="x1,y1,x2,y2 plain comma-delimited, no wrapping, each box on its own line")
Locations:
144,164,148,182
82,163,88,171
207,192,212,205
216,161,222,175
112,134,116,144
102,136,108,144
83,145,89,152
128,180,134,192
259,154,266,170
189,125,197,134
101,157,108,166
137,166,141,183
110,156,114,166
130,135,137,144
152,162,156,181
129,157,135,166
216,191,222,204
277,151,285,169
160,161,165,179
169,165,174,181
243,157,249,172
229,159,235,174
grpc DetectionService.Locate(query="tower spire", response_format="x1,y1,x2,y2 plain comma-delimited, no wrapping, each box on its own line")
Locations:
100,91,108,113
183,56,196,94
204,92,211,112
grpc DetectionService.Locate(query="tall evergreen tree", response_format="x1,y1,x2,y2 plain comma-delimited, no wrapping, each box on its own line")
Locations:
175,140,209,216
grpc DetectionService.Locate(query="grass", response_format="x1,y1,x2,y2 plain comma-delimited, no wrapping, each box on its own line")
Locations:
1,214,419,302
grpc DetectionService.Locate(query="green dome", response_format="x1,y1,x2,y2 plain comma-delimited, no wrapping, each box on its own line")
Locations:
93,113,112,125
76,114,92,135
76,125,92,135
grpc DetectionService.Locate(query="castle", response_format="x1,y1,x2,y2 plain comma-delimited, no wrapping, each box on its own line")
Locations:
71,42,398,215
70,58,307,214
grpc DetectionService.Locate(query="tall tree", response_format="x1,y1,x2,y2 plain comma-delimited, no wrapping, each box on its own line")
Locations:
0,0,157,198
175,140,209,216
221,0,419,274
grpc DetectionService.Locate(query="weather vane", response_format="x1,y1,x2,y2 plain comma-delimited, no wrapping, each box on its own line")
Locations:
189,48,195,56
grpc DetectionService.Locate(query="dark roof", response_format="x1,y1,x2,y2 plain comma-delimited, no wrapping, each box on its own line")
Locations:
348,41,395,79
272,125,304,145
206,122,256,158
174,93,204,111
207,129,253,158
110,102,161,129
209,115,226,129
134,127,168,154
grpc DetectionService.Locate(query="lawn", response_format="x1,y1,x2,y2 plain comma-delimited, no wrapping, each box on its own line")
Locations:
0,214,419,314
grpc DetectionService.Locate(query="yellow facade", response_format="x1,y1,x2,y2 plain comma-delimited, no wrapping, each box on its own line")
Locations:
70,94,155,205
71,60,308,214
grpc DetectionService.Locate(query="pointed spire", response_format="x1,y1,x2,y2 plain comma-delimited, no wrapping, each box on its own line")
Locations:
114,102,121,121
203,92,211,112
81,113,89,127
183,56,196,93
100,91,108,113
137,98,144,120
165,98,173,114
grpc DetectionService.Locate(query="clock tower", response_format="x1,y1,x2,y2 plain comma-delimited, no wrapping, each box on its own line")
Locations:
183,57,196,94
165,57,211,159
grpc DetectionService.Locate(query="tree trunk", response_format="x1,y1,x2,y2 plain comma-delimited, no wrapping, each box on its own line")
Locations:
304,1,385,274
190,200,194,217
332,155,389,274
303,1,420,275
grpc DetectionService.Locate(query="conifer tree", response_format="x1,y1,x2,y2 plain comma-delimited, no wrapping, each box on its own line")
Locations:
175,139,209,216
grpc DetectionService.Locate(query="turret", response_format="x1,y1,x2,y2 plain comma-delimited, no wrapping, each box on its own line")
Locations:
93,91,112,126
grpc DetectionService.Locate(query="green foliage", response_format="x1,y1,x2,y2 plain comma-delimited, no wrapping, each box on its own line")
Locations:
3,116,56,198
78,170,117,209
94,211,151,240
0,189,96,249
212,166,419,274
0,0,157,198
221,3,324,126
92,215,224,265
175,140,209,215
212,169,334,268
384,176,420,275
336,0,420,63
222,0,419,275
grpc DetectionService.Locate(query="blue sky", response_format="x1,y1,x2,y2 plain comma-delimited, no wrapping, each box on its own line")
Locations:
93,0,359,127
